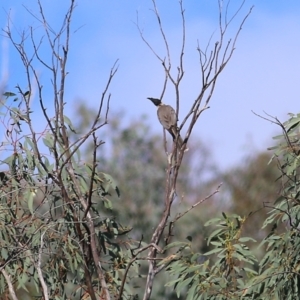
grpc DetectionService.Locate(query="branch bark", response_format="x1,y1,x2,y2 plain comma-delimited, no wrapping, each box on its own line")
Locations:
136,1,253,299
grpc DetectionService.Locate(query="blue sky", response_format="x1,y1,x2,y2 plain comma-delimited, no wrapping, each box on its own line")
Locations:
1,0,300,170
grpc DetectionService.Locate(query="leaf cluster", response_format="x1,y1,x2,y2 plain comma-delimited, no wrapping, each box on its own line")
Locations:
163,114,300,299
0,91,136,299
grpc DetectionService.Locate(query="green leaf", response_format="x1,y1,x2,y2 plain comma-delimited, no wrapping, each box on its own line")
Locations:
243,267,258,275
203,248,223,256
204,217,221,226
210,241,222,246
3,92,16,97
186,283,197,300
286,118,300,133
27,191,34,215
101,172,120,197
222,212,227,219
165,277,182,287
176,276,194,297
64,115,77,133
186,264,203,273
239,237,257,243
24,136,35,150
207,228,224,245
43,136,54,149
163,241,189,251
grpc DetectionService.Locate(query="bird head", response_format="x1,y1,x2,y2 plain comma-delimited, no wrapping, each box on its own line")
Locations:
147,97,161,106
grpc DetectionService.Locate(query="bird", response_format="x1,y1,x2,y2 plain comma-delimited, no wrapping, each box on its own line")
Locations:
148,97,184,148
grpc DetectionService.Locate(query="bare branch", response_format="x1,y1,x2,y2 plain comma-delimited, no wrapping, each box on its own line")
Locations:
252,111,297,155
118,243,162,300
36,230,49,300
1,269,18,300
140,1,252,299
150,0,171,67
173,183,222,223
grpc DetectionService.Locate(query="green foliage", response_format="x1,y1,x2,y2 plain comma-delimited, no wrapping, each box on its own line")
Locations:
74,106,215,245
163,113,300,300
242,113,300,300
0,91,134,299
1,1,298,299
4,87,300,300
217,152,281,251
73,106,220,299
165,214,257,300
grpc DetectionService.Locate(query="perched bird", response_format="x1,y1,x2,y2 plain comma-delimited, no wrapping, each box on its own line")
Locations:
148,97,183,147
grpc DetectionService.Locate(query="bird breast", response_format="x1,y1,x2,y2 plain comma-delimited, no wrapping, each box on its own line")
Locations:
157,105,177,129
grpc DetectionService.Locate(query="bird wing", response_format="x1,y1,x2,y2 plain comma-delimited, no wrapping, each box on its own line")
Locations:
157,105,177,130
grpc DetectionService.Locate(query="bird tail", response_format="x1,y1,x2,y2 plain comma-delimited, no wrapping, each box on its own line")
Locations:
169,127,186,149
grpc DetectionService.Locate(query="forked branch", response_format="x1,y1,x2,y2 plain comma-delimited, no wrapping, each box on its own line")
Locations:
135,1,253,300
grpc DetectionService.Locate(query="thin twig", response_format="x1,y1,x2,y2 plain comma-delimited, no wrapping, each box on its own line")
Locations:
118,243,161,300
173,183,222,223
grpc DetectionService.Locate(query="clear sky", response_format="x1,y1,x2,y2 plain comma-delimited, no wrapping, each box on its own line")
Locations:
1,0,300,170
